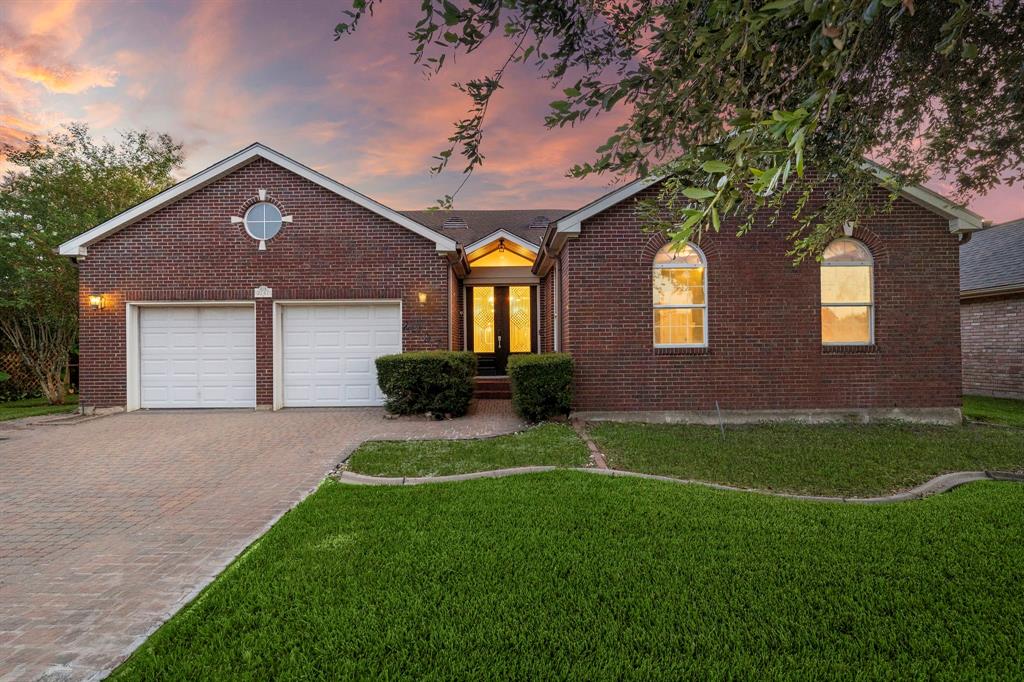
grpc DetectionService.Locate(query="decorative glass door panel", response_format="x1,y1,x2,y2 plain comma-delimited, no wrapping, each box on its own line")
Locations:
509,286,532,353
472,287,495,353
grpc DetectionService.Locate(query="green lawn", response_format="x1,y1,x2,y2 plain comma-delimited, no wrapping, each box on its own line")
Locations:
0,396,78,422
112,473,1024,679
345,423,589,477
590,421,1024,497
964,394,1024,428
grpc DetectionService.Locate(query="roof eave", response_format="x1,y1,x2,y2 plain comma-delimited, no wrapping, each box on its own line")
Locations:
860,161,984,233
960,282,1024,299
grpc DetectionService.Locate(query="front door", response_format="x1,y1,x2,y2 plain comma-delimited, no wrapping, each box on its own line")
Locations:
467,285,536,375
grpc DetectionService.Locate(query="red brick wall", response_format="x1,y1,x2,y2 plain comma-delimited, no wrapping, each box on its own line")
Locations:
539,271,554,352
78,158,450,408
961,294,1024,399
561,185,963,412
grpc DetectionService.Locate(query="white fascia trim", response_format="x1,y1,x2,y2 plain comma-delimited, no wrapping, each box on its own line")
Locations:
860,161,984,233
464,229,540,255
550,164,983,237
554,176,660,233
58,143,457,256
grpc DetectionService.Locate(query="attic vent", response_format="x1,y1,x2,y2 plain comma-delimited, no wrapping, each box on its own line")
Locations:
528,215,550,229
442,216,468,229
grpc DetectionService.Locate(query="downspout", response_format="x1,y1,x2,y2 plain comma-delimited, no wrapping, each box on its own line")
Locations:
553,257,561,352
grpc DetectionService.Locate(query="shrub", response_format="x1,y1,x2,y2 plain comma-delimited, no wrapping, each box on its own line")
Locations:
376,351,477,417
507,353,573,422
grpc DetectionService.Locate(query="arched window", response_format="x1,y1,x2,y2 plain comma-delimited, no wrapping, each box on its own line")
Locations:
821,238,873,345
653,243,707,347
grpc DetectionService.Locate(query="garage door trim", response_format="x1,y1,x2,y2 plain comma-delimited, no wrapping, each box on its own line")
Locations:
272,299,403,410
126,301,256,411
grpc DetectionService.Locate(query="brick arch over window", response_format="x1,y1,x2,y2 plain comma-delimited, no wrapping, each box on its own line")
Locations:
844,225,887,264
236,193,287,219
641,231,719,265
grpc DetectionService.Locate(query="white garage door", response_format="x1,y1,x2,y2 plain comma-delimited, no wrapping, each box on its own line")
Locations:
139,306,256,408
282,303,401,407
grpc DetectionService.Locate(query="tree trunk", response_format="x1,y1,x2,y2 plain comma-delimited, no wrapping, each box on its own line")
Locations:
0,312,76,405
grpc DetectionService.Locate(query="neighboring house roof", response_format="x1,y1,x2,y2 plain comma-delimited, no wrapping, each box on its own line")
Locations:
960,217,1024,296
58,143,458,257
401,209,572,248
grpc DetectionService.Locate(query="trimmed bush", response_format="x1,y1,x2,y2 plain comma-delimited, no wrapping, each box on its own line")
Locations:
376,351,477,417
507,353,573,422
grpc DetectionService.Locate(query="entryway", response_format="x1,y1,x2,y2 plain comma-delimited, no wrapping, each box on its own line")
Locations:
467,285,537,375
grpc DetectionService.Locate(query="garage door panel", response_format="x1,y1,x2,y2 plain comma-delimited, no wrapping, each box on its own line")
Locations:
282,303,401,407
140,306,255,409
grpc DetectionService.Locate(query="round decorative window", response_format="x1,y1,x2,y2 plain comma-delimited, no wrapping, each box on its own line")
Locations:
244,202,283,241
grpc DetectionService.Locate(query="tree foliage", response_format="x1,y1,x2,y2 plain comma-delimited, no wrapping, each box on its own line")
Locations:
336,0,1023,258
0,124,183,403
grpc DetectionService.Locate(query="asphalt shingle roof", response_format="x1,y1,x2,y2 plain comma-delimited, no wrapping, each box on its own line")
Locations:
960,218,1024,292
401,209,572,248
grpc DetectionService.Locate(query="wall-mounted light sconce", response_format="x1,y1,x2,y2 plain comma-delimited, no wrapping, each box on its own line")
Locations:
498,238,505,252
417,292,428,305
88,294,105,310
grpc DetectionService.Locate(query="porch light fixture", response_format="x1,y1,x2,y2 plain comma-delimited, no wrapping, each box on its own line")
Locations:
88,294,104,309
418,292,428,304
498,238,505,252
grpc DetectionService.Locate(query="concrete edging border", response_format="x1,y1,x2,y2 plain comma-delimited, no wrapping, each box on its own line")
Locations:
334,467,1024,504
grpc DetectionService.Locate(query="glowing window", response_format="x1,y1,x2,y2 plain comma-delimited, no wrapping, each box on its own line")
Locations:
653,243,707,347
244,202,283,241
509,286,532,352
472,287,495,352
821,238,873,344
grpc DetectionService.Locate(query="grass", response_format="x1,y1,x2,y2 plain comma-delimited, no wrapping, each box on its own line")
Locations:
345,423,589,477
964,394,1024,428
0,395,78,422
590,421,1024,497
111,472,1024,680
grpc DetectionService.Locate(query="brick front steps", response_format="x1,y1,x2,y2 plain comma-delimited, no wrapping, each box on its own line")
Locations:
474,376,511,400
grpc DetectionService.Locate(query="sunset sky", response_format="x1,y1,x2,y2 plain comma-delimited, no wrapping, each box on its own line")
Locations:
1,0,1021,221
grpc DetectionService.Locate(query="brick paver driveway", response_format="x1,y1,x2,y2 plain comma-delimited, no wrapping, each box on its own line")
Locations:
0,404,523,681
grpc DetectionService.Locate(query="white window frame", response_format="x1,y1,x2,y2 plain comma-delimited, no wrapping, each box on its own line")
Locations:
653,242,708,348
243,202,283,241
820,238,874,346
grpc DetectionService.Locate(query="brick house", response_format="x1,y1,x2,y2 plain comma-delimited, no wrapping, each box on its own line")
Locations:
960,218,1024,399
59,143,983,422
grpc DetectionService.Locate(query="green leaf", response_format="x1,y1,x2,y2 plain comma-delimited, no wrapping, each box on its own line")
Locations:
711,206,721,232
760,0,801,12
563,87,580,98
679,212,703,232
442,0,460,26
682,187,716,200
701,160,731,173
444,31,459,43
962,42,978,59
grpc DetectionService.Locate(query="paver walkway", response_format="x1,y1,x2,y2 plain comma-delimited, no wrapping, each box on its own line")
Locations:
0,403,523,682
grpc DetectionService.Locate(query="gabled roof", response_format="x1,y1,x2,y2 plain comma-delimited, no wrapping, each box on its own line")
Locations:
401,209,571,247
535,166,985,277
960,217,1024,296
552,166,983,237
58,143,458,257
